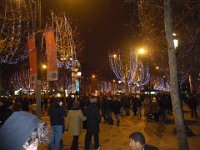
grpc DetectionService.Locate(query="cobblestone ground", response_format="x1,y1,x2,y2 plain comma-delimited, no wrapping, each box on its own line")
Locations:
39,104,200,150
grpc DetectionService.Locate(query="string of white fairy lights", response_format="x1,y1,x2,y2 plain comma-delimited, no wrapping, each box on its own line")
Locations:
109,50,150,91
0,0,38,64
153,77,170,92
8,12,79,92
52,13,77,70
10,69,31,91
1,2,78,92
98,81,118,94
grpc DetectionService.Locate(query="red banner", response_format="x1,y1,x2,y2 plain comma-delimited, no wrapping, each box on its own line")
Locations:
27,35,37,83
45,30,58,81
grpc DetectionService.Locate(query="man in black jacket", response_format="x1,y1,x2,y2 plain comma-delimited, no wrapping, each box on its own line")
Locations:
48,99,66,150
84,97,101,150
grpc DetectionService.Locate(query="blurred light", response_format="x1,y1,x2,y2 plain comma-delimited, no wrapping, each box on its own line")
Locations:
42,64,47,69
138,48,145,55
173,39,178,49
156,66,160,70
172,33,176,36
173,33,178,49
113,54,117,58
92,74,95,79
118,80,122,84
56,93,61,97
77,72,82,77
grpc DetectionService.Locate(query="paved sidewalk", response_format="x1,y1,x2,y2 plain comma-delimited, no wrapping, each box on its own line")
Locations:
39,104,200,150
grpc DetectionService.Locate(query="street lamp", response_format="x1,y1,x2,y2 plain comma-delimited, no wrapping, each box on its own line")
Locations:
138,48,146,55
42,64,47,69
77,71,82,77
92,74,96,79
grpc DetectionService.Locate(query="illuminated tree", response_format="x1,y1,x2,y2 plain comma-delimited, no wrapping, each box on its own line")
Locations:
109,50,150,93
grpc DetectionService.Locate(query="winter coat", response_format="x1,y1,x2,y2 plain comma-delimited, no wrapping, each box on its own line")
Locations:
48,101,66,126
85,103,101,133
112,100,121,114
65,109,86,136
188,97,198,109
150,99,159,113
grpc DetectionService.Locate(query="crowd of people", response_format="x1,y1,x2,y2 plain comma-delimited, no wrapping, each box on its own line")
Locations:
0,92,199,150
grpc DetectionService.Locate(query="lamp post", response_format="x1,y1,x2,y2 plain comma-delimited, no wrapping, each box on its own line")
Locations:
36,0,42,117
77,71,82,96
41,64,47,97
91,74,96,94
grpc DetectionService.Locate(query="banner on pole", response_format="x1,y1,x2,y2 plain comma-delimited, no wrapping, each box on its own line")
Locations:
27,35,37,83
45,30,58,81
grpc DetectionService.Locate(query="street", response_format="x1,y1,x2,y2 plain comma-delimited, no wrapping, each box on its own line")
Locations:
39,104,200,150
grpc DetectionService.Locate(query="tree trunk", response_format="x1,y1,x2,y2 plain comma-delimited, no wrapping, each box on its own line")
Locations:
164,0,189,149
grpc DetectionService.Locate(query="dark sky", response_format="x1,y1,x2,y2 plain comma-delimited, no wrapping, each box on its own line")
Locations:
45,0,138,77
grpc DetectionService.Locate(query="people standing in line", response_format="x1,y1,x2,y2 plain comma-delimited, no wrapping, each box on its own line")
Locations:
0,111,50,150
113,96,122,126
48,99,66,150
65,102,86,150
84,97,101,150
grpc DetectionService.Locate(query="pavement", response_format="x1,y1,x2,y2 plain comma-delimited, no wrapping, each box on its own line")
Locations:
39,104,200,150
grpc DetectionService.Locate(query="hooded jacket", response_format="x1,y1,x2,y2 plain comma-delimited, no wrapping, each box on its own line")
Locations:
0,111,41,150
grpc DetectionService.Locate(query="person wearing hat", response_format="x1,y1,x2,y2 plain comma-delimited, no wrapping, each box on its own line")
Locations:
65,100,86,150
84,97,101,150
0,111,50,150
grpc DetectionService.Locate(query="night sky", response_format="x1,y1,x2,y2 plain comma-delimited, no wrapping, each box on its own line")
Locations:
45,0,138,77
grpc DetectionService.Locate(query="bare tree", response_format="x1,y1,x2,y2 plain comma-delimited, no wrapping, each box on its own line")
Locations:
164,0,189,149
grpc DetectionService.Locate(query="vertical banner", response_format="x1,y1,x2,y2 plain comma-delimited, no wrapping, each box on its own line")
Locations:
45,30,58,81
27,35,37,83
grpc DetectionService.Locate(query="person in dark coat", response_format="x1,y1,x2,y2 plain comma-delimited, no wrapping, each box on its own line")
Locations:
188,95,198,119
105,97,113,124
131,95,137,116
135,95,142,118
100,96,107,123
113,96,121,126
84,97,101,150
48,100,66,150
